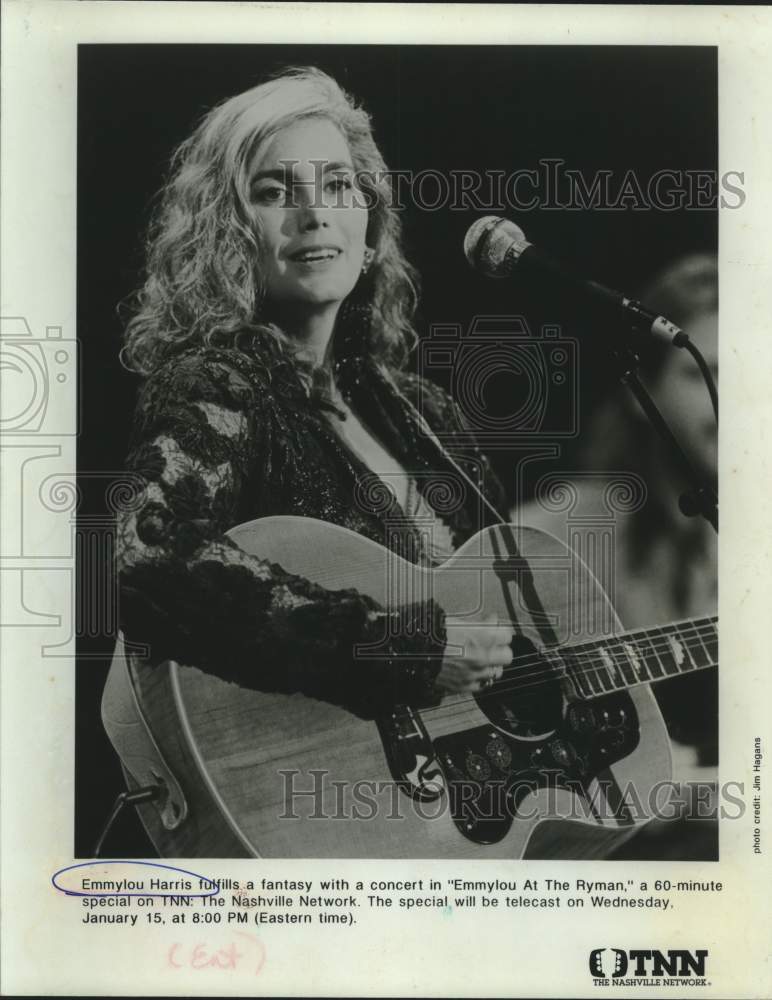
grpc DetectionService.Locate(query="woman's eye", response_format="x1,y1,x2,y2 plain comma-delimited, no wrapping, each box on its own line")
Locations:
327,175,354,193
253,185,287,205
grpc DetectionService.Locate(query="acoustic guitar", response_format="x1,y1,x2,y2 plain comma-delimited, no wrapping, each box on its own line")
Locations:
102,517,717,858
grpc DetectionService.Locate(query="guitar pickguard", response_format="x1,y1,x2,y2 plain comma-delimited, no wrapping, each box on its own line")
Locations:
376,631,642,845
377,706,445,802
431,693,640,845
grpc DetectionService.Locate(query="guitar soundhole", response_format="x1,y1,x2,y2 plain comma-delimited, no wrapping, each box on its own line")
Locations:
475,635,563,738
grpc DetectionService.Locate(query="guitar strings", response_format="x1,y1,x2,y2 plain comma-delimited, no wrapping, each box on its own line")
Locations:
372,611,718,723
547,615,717,656
502,620,717,684
414,621,718,725
418,651,718,728
419,648,717,728
404,616,717,692
421,624,718,715
436,619,717,695
434,619,718,691
434,631,716,694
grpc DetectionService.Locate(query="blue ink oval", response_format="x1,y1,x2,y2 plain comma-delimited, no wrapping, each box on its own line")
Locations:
52,860,220,898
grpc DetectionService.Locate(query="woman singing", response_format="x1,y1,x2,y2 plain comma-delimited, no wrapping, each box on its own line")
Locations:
116,66,514,725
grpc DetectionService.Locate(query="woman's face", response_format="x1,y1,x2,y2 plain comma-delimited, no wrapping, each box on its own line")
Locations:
248,118,369,314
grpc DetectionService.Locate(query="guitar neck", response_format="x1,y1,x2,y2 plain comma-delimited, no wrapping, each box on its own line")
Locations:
549,616,718,699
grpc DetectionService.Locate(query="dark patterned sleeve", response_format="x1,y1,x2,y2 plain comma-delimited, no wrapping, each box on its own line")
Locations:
116,348,446,719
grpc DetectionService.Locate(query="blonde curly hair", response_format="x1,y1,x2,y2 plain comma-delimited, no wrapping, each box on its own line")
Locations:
121,66,419,376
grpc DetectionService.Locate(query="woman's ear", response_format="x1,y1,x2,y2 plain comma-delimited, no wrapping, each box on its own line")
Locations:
361,246,375,274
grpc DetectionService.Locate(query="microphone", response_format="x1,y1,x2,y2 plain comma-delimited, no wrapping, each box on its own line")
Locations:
463,216,685,344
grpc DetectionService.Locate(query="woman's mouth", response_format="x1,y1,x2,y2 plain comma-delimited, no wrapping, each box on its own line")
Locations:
288,246,342,264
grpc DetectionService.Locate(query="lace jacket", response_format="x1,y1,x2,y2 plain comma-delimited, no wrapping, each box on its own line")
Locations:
116,334,507,720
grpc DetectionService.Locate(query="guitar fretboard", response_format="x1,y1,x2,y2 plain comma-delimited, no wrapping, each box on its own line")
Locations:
546,616,718,698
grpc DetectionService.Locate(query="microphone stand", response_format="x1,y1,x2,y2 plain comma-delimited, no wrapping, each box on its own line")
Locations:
610,337,718,534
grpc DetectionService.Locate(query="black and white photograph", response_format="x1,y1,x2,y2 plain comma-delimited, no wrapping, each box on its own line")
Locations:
1,4,769,998
77,42,719,862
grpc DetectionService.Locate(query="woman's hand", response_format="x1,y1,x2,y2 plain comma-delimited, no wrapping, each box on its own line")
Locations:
435,614,514,695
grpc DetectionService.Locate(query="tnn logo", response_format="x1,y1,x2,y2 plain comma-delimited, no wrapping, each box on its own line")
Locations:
589,948,708,978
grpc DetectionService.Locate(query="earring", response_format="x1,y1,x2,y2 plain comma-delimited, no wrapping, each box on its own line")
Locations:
361,247,375,274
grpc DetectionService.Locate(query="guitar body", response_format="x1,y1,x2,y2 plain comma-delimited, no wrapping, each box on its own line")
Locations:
103,518,672,858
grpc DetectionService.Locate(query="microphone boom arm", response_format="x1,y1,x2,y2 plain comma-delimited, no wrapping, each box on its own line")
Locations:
613,339,718,533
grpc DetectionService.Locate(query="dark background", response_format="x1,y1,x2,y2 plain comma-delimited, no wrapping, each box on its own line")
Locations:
76,44,717,856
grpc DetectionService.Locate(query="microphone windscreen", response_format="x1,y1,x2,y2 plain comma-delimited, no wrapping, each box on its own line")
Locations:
463,216,529,277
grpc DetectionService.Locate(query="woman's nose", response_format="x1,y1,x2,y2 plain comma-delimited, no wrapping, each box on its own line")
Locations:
293,182,330,230
297,206,328,231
